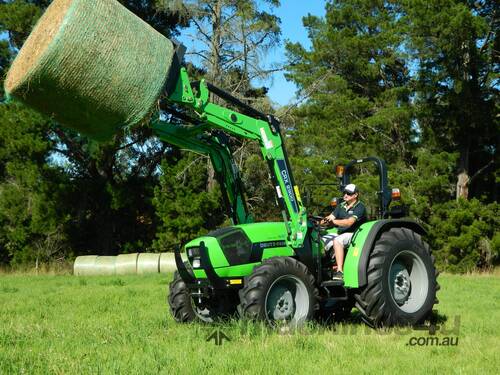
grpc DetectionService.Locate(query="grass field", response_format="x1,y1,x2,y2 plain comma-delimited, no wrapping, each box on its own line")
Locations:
1,271,499,374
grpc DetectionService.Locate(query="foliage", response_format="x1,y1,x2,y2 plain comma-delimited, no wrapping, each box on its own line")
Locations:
0,0,186,263
403,0,498,200
428,199,499,273
0,0,497,273
153,151,226,250
283,0,497,272
0,103,68,264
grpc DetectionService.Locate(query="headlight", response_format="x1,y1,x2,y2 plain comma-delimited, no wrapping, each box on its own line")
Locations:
192,258,201,268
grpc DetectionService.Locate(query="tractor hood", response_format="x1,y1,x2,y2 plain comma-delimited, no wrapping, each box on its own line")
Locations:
184,222,293,278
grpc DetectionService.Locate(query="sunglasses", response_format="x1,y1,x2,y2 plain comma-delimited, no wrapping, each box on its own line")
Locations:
343,191,356,196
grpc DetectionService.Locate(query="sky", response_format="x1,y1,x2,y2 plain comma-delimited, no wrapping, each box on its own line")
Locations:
177,1,326,107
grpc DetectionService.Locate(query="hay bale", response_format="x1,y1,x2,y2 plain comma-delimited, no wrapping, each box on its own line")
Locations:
4,0,175,141
115,253,138,275
137,253,160,274
159,252,175,273
94,256,117,275
73,255,98,276
159,252,187,273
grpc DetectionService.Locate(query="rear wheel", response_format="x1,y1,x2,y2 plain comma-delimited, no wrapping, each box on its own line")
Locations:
355,227,438,327
238,257,319,327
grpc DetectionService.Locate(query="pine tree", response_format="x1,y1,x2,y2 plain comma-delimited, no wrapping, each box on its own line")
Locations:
0,1,186,264
404,0,498,201
285,1,416,196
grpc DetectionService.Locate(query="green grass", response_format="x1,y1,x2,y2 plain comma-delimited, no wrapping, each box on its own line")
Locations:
1,272,499,374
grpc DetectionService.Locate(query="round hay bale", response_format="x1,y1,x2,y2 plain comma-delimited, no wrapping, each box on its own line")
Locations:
137,253,160,275
4,0,175,141
115,253,138,275
94,256,116,276
73,255,98,276
159,252,187,273
159,252,175,273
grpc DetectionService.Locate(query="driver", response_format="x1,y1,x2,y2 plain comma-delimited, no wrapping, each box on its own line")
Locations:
321,183,366,282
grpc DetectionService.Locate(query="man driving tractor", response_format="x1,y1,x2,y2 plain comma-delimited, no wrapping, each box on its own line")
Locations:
321,183,367,282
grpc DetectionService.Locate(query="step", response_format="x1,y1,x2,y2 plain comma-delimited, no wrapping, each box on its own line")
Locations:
321,279,344,287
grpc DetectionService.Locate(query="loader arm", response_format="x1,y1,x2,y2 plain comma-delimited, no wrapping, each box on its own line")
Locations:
152,119,253,225
153,67,308,248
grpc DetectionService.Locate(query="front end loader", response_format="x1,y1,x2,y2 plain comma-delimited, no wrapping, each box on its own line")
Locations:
159,47,438,328
4,0,438,327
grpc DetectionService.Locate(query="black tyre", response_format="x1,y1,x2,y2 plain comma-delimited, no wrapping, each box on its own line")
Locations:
238,257,319,327
355,227,439,327
168,271,196,323
168,271,238,323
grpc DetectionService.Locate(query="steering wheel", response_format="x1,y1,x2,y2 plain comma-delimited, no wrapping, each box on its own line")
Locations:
310,215,324,222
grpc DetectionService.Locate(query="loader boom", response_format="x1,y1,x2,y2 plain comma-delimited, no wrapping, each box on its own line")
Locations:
152,119,252,225
152,67,308,248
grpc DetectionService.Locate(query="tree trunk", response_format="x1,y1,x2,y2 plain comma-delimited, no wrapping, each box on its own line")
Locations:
206,0,223,191
456,170,470,200
456,143,470,200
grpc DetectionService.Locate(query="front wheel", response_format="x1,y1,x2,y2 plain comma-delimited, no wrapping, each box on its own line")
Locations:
354,227,439,327
168,271,237,323
238,257,319,327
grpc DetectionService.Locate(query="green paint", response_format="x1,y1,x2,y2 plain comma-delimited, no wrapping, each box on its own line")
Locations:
184,236,229,268
262,247,295,259
186,222,294,278
234,222,288,242
343,220,378,287
214,263,259,277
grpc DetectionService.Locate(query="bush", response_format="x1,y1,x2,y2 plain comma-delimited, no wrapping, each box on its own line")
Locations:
428,198,499,273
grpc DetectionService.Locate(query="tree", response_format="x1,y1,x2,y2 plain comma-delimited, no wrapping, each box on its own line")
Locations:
404,0,499,201
0,0,187,264
153,0,282,227
285,0,416,189
152,150,226,250
166,0,281,97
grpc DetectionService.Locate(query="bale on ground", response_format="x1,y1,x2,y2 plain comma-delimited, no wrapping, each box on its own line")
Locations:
115,253,138,275
4,0,175,141
137,253,160,275
73,255,98,276
159,253,175,273
94,256,116,276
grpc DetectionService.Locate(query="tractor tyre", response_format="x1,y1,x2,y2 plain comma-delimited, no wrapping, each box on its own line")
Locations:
168,271,196,323
354,227,439,327
238,257,319,327
168,270,238,323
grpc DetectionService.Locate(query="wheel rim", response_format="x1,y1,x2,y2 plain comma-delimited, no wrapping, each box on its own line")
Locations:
190,297,213,322
388,250,429,313
265,275,309,326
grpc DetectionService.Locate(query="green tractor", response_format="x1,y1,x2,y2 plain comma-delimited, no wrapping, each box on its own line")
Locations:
161,47,439,328
5,18,438,326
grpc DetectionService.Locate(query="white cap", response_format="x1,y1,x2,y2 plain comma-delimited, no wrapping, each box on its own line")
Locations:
343,184,358,194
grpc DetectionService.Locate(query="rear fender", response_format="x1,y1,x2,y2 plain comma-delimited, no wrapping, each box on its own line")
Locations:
343,219,426,288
